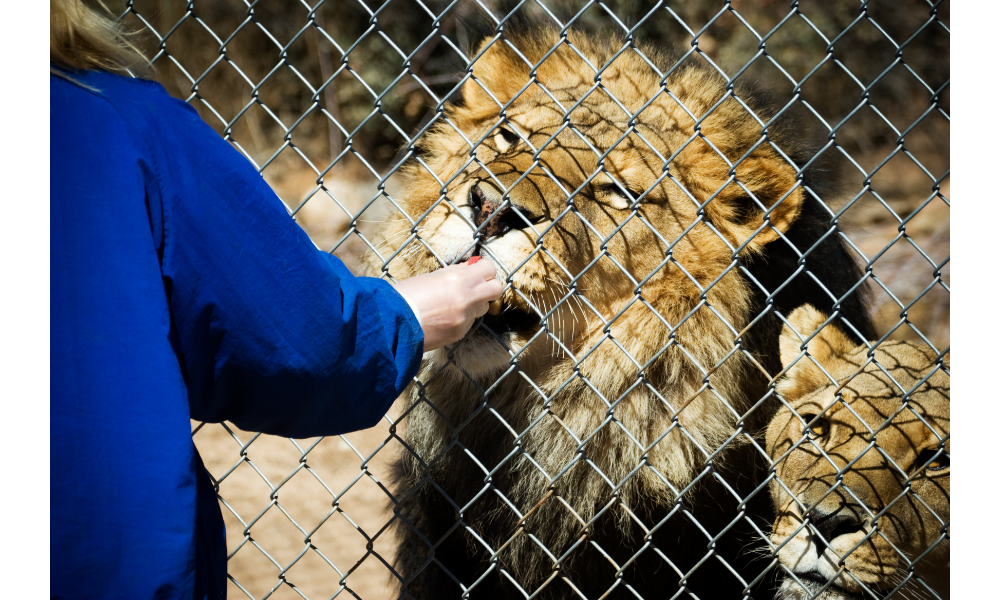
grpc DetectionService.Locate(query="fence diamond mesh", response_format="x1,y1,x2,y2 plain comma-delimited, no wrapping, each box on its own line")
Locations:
111,1,949,598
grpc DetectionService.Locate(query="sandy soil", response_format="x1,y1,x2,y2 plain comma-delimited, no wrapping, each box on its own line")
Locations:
195,408,407,600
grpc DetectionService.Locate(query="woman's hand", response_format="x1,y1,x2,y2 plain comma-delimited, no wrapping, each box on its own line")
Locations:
394,259,504,351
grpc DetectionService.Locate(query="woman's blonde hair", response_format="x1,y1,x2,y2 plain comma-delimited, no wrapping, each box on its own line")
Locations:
50,0,150,78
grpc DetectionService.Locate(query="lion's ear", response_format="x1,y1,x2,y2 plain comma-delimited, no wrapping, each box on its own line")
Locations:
778,304,857,398
462,40,531,109
779,304,854,370
706,151,804,252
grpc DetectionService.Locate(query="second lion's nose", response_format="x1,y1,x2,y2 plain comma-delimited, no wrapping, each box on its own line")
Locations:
470,183,524,240
806,508,865,551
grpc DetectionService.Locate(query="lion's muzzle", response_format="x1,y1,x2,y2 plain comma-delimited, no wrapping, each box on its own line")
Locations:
470,182,532,241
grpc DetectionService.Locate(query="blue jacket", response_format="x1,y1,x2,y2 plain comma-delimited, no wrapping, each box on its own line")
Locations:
50,70,423,599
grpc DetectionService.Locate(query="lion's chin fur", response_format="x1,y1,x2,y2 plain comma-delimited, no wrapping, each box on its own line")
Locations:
775,578,869,600
425,327,527,378
400,272,757,585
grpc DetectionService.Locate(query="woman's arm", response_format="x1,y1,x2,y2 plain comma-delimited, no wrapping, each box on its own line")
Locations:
129,79,424,437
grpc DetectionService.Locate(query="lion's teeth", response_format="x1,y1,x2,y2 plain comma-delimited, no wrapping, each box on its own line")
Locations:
487,300,502,316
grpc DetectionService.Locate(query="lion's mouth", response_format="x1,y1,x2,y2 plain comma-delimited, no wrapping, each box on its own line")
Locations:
456,246,542,337
782,572,877,600
478,305,541,336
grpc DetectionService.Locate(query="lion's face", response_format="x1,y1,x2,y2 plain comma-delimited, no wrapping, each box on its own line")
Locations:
767,306,950,599
372,31,804,376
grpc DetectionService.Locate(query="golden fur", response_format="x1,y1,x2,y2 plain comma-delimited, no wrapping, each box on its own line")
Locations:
767,305,949,599
369,23,874,597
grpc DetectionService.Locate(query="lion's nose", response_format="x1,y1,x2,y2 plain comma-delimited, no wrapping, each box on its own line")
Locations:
470,183,530,239
807,508,864,548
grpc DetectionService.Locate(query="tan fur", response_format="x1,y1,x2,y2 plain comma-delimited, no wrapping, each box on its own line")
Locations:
368,25,837,591
768,305,950,599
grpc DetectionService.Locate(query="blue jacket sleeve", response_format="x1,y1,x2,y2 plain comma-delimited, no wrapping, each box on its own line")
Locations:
116,77,424,438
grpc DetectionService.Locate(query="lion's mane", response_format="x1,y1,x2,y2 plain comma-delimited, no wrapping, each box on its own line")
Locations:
369,21,875,599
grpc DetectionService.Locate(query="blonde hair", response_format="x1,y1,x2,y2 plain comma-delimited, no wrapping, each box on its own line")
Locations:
50,0,150,79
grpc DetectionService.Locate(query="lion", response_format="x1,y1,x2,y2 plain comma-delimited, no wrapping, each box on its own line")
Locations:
367,20,875,599
767,305,949,600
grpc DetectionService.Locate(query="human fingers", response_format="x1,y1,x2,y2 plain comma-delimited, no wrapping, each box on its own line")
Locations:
471,299,491,319
466,257,499,281
473,277,504,304
462,259,503,299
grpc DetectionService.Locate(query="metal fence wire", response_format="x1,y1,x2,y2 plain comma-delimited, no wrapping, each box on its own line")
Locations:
111,1,949,598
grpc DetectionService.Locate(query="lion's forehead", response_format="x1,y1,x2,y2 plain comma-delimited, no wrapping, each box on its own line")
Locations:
788,351,949,433
787,390,948,442
505,91,679,152
836,379,948,436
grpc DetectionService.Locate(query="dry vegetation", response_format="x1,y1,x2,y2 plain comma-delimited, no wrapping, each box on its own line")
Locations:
100,0,948,597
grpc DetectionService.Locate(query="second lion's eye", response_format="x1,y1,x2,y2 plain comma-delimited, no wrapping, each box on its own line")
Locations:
798,413,829,439
494,126,519,153
914,448,950,472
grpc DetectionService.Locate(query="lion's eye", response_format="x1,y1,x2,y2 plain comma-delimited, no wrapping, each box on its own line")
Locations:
494,126,519,153
597,182,645,210
915,448,950,472
798,413,829,439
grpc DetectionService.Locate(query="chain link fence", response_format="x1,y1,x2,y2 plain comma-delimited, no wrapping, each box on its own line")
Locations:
110,1,948,598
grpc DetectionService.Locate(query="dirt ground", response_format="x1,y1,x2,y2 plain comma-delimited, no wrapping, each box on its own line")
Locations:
195,151,949,600
195,411,406,599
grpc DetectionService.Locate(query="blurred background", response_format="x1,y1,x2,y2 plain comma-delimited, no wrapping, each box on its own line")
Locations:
101,1,949,598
